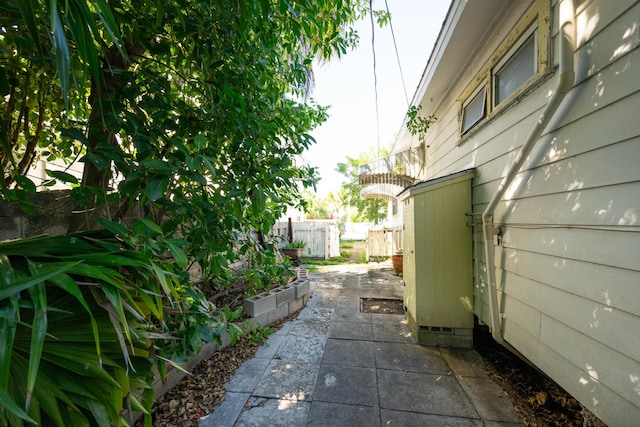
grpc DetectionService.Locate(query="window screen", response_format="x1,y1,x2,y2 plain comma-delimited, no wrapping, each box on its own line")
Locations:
494,32,536,105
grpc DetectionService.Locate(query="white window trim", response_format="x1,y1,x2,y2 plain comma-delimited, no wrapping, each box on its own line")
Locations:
461,83,487,134
492,23,538,108
456,0,551,142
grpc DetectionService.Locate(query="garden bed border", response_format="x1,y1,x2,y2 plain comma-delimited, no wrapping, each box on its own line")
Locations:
127,271,310,424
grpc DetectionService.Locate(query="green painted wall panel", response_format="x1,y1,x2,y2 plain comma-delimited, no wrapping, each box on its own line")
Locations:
401,170,474,329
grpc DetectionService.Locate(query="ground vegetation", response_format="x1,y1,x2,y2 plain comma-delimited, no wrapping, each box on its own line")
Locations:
0,1,388,425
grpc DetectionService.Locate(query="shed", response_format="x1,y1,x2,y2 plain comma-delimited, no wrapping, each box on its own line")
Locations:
398,169,475,348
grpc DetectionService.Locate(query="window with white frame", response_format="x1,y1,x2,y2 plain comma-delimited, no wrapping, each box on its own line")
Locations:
461,86,487,134
493,26,537,106
457,0,550,138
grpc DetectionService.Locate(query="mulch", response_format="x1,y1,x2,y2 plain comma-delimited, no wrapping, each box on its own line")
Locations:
139,311,300,427
474,330,585,426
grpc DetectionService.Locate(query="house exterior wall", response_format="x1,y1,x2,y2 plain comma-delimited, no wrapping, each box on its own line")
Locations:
415,0,640,424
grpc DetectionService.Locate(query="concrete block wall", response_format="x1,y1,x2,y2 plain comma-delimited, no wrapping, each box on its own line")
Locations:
244,278,310,325
0,192,73,240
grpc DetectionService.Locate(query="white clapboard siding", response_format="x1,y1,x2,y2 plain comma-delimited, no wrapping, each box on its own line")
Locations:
503,247,640,316
500,269,640,362
540,314,640,408
502,226,640,272
415,1,640,423
575,0,639,51
494,182,640,227
503,318,640,427
574,1,640,82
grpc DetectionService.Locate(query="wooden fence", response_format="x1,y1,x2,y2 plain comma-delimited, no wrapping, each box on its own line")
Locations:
366,227,402,260
273,220,340,260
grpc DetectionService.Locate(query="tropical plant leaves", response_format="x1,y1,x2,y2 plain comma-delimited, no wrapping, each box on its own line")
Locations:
0,0,370,424
0,388,36,424
0,232,203,425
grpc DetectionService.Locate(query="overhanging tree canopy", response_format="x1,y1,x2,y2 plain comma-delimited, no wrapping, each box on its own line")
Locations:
0,0,381,277
0,2,390,424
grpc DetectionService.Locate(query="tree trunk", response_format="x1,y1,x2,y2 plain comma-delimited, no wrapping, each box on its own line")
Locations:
67,43,146,232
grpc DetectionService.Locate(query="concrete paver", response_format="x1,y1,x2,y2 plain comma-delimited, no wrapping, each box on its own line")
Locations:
377,369,477,417
328,321,373,340
314,365,378,406
307,402,380,426
374,341,451,374
252,360,319,400
202,261,523,426
322,339,375,367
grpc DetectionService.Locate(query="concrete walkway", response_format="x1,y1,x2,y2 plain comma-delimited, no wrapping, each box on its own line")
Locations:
201,262,523,427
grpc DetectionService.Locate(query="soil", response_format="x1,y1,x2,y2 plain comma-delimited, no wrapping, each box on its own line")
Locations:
474,329,586,426
144,273,587,427
361,297,404,315
340,240,366,263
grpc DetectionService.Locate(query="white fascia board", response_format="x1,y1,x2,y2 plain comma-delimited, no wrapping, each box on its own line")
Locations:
392,0,464,155
393,0,509,155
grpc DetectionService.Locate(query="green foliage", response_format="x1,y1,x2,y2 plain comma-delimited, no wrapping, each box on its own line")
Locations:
302,189,344,220
335,145,392,223
0,1,386,424
302,252,350,265
0,0,366,252
284,239,306,249
243,245,293,295
243,323,276,345
0,231,234,426
406,105,437,143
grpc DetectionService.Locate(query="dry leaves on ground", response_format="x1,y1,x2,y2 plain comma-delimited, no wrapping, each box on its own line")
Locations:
475,332,584,426
141,311,300,427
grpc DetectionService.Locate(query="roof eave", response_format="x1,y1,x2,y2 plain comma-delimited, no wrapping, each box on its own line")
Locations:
392,0,509,155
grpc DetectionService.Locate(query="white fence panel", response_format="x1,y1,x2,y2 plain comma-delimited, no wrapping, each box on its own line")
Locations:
367,227,402,260
328,226,340,258
294,227,325,258
272,220,340,260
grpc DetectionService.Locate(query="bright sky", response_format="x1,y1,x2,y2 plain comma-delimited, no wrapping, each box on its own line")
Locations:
304,0,451,197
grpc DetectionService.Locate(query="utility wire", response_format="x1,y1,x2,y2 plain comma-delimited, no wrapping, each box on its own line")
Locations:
384,0,410,107
369,0,381,156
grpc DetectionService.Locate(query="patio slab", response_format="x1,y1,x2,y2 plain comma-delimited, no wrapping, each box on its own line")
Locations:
313,365,378,407
456,375,523,423
296,307,334,322
233,397,310,427
224,358,271,393
200,392,250,427
377,369,478,418
202,262,522,426
307,402,381,426
372,322,415,343
252,360,319,401
288,320,330,338
374,341,452,374
321,338,376,368
274,335,326,363
380,409,484,427
332,307,371,323
328,321,373,341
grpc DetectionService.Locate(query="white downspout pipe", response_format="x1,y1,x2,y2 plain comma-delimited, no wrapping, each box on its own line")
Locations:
482,0,575,344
